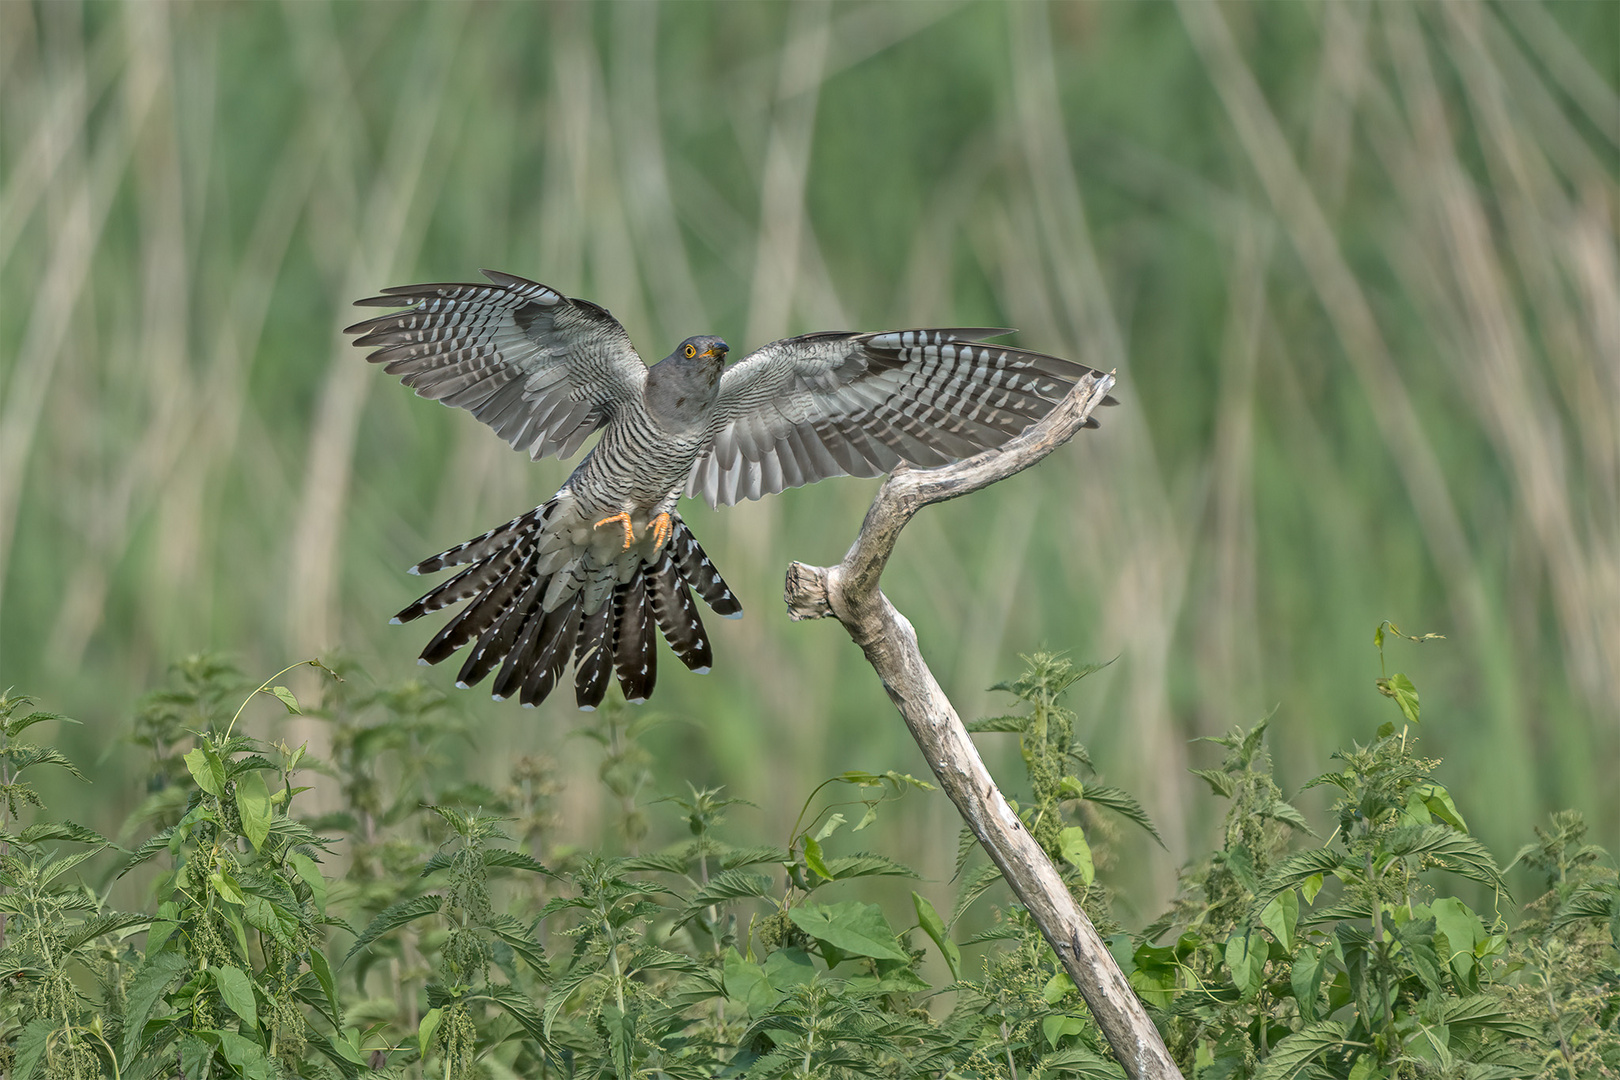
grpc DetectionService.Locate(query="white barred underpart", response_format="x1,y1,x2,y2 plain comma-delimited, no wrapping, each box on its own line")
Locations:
349,270,1111,708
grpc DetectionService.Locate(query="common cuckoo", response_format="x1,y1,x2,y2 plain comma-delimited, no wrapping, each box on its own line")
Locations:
347,270,1114,709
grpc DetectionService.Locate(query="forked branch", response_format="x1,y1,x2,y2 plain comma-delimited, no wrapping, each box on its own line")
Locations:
783,371,1183,1080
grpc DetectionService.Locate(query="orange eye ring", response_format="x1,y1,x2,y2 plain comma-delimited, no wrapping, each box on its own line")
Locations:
683,343,697,358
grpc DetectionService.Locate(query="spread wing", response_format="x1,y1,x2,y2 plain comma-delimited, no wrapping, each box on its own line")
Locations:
687,328,1115,506
346,270,647,460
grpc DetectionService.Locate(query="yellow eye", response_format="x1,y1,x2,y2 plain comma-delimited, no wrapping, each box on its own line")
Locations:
684,343,696,358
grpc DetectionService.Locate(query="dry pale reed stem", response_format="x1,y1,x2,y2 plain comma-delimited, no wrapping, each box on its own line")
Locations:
783,371,1183,1080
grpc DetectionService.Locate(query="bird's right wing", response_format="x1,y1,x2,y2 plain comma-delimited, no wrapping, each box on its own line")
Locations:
346,270,648,460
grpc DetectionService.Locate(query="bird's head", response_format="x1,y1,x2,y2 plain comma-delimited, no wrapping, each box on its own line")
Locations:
675,335,729,365
648,335,728,420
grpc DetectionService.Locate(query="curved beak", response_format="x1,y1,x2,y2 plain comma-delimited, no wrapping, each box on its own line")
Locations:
705,341,729,361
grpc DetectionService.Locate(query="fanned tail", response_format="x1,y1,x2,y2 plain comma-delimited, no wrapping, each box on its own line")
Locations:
394,502,740,708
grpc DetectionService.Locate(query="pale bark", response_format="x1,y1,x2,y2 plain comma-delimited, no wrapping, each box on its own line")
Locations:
783,370,1183,1080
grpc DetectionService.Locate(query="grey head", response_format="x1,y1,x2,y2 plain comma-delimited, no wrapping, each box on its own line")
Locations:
644,335,729,426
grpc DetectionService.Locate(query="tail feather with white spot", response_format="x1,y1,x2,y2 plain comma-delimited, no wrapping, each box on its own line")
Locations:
393,499,739,707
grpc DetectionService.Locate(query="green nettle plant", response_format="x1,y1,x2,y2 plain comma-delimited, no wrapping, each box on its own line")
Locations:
0,625,1614,1078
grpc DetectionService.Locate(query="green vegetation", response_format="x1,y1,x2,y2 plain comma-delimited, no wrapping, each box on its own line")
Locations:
1,635,1614,1077
1,1,1615,916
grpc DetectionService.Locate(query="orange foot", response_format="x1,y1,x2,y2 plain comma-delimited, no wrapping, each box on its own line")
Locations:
592,511,636,551
648,512,673,552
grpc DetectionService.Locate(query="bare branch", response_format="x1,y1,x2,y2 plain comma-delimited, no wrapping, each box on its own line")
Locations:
784,370,1184,1080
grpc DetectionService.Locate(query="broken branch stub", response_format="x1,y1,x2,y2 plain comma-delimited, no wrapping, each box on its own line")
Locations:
783,371,1184,1080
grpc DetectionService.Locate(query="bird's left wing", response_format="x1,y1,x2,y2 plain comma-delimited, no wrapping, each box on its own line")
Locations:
346,270,648,460
687,328,1114,507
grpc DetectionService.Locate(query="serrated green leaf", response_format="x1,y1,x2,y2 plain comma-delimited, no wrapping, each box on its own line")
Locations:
1034,1045,1125,1078
5,708,79,736
965,714,1030,733
1440,995,1540,1039
481,847,551,875
344,894,441,963
487,913,549,975
1254,1020,1348,1080
949,861,1004,928
1225,842,1260,895
614,851,686,874
2,745,88,782
1552,884,1616,930
543,956,606,1037
14,820,107,848
1080,785,1165,848
823,852,919,880
10,1020,52,1080
122,947,190,1060
1251,848,1347,917
719,845,790,869
954,825,978,880
483,983,551,1047
1262,797,1319,836
38,847,101,886
1190,768,1237,799
1386,824,1507,893
684,868,775,913
60,911,150,952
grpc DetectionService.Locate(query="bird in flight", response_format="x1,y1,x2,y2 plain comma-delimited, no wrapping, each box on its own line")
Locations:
348,270,1113,709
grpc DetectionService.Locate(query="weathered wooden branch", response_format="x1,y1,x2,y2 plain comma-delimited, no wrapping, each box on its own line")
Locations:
783,371,1183,1080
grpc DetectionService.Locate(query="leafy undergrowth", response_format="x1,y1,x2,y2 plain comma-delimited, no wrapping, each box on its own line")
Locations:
0,629,1614,1078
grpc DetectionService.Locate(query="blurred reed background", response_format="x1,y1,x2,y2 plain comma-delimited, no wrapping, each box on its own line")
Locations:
1,0,1614,915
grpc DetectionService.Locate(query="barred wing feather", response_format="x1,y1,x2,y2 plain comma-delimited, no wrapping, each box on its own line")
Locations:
345,270,647,461
687,329,1113,507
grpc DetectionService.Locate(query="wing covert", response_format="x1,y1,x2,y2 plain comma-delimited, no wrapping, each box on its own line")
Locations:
346,270,647,460
686,328,1115,507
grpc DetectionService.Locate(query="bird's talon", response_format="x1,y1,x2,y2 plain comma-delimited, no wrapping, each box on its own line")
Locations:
593,511,636,551
649,512,673,551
